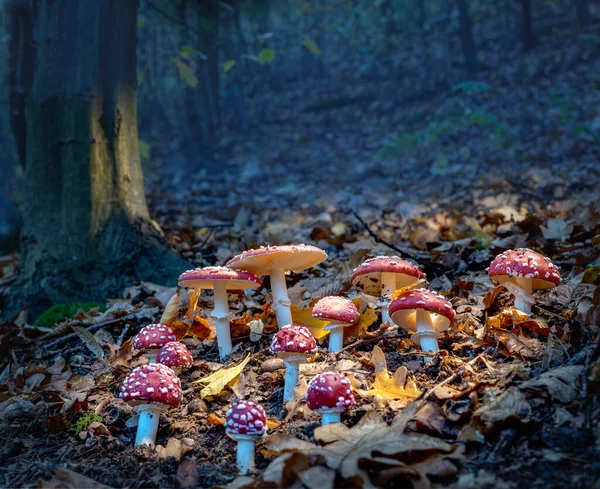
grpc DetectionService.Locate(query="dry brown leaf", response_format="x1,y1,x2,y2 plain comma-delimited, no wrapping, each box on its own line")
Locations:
160,293,181,326
38,467,113,489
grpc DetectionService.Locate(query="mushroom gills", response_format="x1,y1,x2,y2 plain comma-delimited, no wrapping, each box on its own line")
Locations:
380,272,396,323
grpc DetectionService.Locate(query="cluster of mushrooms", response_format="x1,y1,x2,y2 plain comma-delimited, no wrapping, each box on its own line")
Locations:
118,245,560,474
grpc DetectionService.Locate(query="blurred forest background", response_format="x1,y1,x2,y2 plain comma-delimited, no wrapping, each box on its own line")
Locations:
0,0,599,311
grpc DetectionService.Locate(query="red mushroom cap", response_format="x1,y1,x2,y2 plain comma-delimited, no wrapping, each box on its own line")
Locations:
134,324,177,350
178,266,261,290
388,289,455,332
312,296,360,324
120,364,181,407
487,248,560,288
225,400,267,436
351,256,425,295
226,244,327,275
271,325,317,354
306,371,356,411
157,342,193,369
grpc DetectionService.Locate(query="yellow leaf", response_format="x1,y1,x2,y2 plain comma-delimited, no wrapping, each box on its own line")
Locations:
223,59,236,73
291,304,329,339
302,37,322,55
172,57,198,87
192,354,251,398
391,278,428,300
331,222,346,237
343,298,378,340
354,346,421,401
159,293,180,326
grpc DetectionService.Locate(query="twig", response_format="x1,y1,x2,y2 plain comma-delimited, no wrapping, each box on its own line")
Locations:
351,210,447,274
43,310,159,350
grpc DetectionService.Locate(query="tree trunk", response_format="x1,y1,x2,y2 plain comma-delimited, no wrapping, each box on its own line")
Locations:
455,0,479,73
521,0,535,51
13,0,188,318
576,0,590,27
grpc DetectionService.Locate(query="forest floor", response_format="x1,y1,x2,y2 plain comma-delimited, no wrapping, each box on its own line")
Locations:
1,33,600,489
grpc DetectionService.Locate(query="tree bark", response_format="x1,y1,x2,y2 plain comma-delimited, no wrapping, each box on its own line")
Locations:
455,0,479,73
521,0,535,51
12,0,188,318
576,0,590,27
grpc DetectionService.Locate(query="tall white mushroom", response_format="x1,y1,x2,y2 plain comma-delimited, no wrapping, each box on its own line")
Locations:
226,245,327,328
351,256,426,324
178,267,261,359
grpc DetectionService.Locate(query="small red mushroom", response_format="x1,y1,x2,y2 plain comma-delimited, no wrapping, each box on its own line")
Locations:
225,400,267,474
133,324,177,363
306,371,355,425
487,248,560,314
270,325,317,403
351,256,425,323
312,296,359,353
120,364,181,446
389,289,455,359
156,341,193,373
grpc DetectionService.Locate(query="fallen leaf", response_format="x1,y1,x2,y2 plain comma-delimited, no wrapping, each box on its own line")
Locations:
207,413,225,425
71,326,105,362
352,346,421,402
160,293,181,326
192,354,251,398
291,304,329,339
38,467,113,489
541,218,572,241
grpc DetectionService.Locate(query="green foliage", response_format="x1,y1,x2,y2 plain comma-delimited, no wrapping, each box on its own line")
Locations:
302,37,322,56
139,139,151,160
223,60,236,73
171,57,198,87
452,81,491,97
578,33,600,44
179,45,197,58
548,89,574,122
575,124,600,144
73,412,102,433
35,303,106,327
258,48,275,64
378,109,511,160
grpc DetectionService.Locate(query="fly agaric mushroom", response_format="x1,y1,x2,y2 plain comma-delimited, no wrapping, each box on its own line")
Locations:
306,371,355,425
156,341,193,373
225,400,267,475
178,266,261,359
487,248,560,314
270,325,317,403
312,296,359,353
351,256,425,323
389,289,455,360
120,364,181,446
133,324,177,363
226,245,327,329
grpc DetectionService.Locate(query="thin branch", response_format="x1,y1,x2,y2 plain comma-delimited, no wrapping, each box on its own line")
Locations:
351,210,447,274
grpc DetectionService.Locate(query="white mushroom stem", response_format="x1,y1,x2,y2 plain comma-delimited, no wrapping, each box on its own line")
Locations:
212,281,233,359
320,408,342,425
270,268,293,328
282,357,305,403
232,434,256,474
414,309,440,362
512,277,534,314
134,404,162,446
380,272,396,323
324,322,347,353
